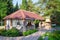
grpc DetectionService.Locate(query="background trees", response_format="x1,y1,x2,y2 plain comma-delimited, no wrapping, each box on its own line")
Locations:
20,0,39,14
27,0,35,12
14,3,19,11
0,0,19,26
35,0,60,25
0,0,60,25
20,0,28,10
46,0,60,25
0,0,7,20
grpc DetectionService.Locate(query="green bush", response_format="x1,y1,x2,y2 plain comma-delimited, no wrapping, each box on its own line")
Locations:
0,27,23,37
0,28,38,37
38,36,43,40
23,29,37,36
38,31,60,40
34,20,40,28
0,29,6,35
4,28,20,37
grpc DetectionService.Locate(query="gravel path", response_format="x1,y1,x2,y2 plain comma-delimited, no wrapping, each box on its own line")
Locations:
0,31,45,40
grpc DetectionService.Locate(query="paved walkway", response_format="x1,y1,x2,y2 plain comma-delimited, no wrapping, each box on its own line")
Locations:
22,31,45,40
0,31,46,40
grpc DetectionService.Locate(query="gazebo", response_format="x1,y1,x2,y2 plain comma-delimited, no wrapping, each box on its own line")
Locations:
4,10,44,32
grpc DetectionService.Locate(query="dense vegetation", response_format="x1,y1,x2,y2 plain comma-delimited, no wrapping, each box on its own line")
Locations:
0,28,22,37
0,0,60,25
0,0,19,20
0,0,19,26
38,31,60,40
23,29,37,36
0,27,37,37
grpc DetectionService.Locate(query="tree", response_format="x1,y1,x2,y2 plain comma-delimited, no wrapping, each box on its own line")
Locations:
27,0,38,13
0,0,7,20
14,2,19,11
47,0,60,24
20,0,28,10
0,0,8,26
34,0,47,15
36,0,60,24
34,0,60,25
27,0,34,11
7,0,14,15
0,0,14,26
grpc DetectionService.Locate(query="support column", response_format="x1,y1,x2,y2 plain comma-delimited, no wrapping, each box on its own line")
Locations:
22,20,26,32
39,21,42,30
6,20,11,30
10,20,12,29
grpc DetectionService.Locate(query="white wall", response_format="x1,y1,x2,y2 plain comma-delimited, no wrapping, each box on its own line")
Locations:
12,20,24,27
6,20,11,29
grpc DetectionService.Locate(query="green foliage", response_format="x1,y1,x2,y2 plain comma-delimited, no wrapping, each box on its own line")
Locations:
0,0,15,20
4,28,20,37
27,0,35,12
38,31,60,40
23,29,37,36
34,20,40,28
51,11,60,25
0,28,22,37
46,0,60,24
14,2,19,11
35,0,60,24
7,0,14,15
0,0,7,19
34,20,40,24
20,0,39,13
38,36,43,40
0,29,6,35
20,0,28,10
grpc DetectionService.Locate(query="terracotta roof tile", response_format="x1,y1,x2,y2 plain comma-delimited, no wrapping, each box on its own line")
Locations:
4,10,44,20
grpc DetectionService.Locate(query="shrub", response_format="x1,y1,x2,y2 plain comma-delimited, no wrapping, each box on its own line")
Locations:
0,27,23,37
0,29,6,36
23,29,37,36
38,31,60,40
38,36,43,40
34,20,40,28
4,27,20,37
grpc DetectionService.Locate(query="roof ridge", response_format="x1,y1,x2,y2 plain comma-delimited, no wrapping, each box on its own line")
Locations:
20,10,26,19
